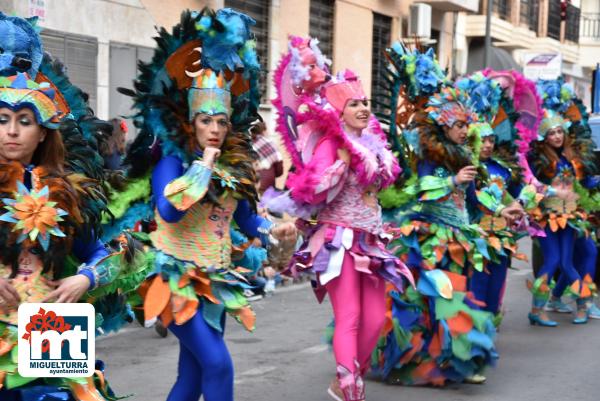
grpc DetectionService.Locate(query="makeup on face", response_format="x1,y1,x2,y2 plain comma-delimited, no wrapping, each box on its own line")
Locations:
194,113,229,150
0,107,45,165
445,120,468,145
342,99,370,133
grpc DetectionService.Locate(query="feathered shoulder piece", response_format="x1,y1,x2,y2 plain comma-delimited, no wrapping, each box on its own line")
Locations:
122,7,262,178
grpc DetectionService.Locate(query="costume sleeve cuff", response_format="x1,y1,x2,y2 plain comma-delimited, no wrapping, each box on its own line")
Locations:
77,269,96,290
257,219,273,247
416,176,454,201
164,161,212,211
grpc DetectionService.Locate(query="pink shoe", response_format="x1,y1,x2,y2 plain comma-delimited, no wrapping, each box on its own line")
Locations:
335,361,365,401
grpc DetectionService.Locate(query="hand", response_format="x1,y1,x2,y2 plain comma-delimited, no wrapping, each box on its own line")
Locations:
42,275,91,303
203,147,221,169
500,204,524,225
270,222,297,244
455,166,477,185
0,278,20,309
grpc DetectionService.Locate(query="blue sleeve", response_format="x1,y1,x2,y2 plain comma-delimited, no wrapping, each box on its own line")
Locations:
508,181,524,199
73,238,109,267
582,175,600,189
417,160,436,177
73,237,110,289
234,199,272,245
466,181,478,207
152,156,186,223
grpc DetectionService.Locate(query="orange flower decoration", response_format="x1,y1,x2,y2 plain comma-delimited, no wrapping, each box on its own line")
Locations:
0,182,67,250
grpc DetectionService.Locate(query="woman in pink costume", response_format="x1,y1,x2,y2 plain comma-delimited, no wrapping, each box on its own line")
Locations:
276,70,413,401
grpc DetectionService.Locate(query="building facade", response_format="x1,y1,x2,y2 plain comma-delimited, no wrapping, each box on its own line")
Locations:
1,0,598,140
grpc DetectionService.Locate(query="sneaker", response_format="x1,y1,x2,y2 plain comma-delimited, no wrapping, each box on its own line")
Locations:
243,289,263,302
587,303,600,319
464,373,486,384
544,298,574,313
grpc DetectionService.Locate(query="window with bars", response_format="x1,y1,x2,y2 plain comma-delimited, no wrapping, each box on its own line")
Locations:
371,12,392,117
41,30,98,111
224,0,270,102
520,0,539,33
547,0,561,40
492,0,511,20
309,0,334,61
565,4,580,43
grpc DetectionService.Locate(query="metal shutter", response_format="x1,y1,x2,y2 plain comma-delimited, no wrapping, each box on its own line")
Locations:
40,30,98,111
109,43,153,138
310,0,334,61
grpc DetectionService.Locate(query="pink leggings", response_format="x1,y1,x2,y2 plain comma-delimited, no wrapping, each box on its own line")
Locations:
325,253,387,373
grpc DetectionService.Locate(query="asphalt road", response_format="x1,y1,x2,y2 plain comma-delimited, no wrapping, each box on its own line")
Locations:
97,239,600,401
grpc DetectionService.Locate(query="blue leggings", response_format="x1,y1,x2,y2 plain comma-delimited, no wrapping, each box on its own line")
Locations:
470,256,509,314
552,236,598,298
167,310,234,401
536,226,580,288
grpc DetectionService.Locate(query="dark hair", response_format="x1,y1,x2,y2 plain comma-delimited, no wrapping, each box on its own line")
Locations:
528,127,582,181
100,118,127,157
249,121,267,137
31,129,66,174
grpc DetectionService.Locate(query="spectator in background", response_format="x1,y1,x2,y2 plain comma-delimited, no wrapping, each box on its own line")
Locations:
250,120,284,193
101,118,128,170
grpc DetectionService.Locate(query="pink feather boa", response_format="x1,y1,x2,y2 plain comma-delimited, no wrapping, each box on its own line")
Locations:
286,102,401,203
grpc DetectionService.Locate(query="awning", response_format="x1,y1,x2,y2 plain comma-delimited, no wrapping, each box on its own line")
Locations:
467,38,521,73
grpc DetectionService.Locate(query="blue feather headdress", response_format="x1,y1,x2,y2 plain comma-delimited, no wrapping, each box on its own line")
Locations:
455,72,502,123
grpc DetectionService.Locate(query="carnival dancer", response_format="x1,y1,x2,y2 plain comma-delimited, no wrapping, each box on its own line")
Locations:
270,59,413,399
373,85,523,386
453,72,540,322
527,109,600,325
121,9,295,401
532,78,600,320
467,123,527,318
0,13,138,401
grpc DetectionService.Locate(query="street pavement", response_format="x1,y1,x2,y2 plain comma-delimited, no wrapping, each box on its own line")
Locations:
98,240,600,401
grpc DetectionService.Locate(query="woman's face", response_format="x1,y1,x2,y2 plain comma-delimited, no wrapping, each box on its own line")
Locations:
545,126,565,149
194,113,229,150
341,99,370,132
0,107,46,165
480,136,496,160
444,120,468,145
